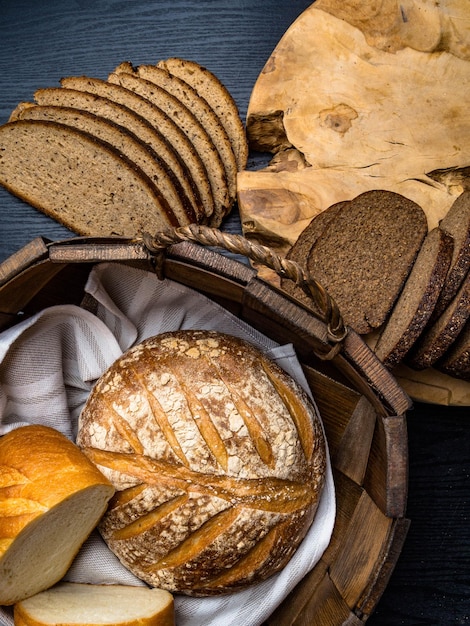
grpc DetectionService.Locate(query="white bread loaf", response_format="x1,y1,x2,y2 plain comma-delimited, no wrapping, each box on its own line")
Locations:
13,582,174,626
0,425,115,605
77,330,326,596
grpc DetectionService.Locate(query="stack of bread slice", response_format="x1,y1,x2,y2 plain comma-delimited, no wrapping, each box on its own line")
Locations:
0,58,248,236
282,190,470,381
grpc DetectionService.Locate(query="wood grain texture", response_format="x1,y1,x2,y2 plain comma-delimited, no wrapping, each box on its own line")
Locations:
0,1,468,624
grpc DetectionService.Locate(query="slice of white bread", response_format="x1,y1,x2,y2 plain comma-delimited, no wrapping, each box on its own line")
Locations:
373,227,454,368
31,86,205,223
13,582,174,626
60,76,215,223
0,426,114,605
0,119,179,237
157,57,248,171
115,61,238,214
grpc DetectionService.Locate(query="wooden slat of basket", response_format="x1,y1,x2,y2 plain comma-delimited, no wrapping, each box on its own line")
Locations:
332,396,376,486
304,366,363,458
364,413,408,517
357,517,410,618
0,260,66,329
330,490,393,605
265,557,364,626
164,239,256,284
305,572,365,626
339,332,411,417
48,238,150,263
0,236,49,286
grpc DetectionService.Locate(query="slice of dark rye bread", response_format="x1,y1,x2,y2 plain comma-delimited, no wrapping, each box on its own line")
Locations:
114,61,238,212
31,87,205,223
0,119,178,235
157,57,248,171
437,318,470,380
406,268,470,370
107,71,231,226
60,76,215,223
429,190,470,321
373,227,454,369
10,104,195,227
280,201,348,313
302,190,428,335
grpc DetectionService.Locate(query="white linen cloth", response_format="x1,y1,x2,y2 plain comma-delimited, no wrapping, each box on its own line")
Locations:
0,262,335,626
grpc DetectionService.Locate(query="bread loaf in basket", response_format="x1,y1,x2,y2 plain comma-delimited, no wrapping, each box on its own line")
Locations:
77,329,327,596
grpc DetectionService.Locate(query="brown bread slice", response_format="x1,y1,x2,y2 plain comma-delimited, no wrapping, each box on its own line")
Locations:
60,75,214,222
430,190,470,320
157,57,248,171
305,190,428,334
280,201,349,313
407,269,470,370
373,227,454,369
436,319,470,380
0,119,178,236
108,70,231,226
114,61,238,213
11,104,194,227
31,87,205,223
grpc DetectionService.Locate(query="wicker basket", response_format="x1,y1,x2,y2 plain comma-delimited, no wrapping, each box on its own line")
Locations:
0,225,410,625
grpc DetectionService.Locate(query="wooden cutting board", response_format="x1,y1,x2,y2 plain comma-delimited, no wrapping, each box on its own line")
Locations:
237,0,470,406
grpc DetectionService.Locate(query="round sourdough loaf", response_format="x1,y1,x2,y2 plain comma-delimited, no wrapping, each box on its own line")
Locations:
0,425,115,605
77,330,326,596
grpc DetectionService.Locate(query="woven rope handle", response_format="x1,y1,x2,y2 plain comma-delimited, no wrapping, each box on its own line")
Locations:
143,224,347,350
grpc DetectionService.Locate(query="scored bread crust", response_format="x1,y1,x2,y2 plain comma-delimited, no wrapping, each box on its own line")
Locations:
31,86,206,223
77,330,326,596
114,62,238,215
107,71,231,226
0,426,114,606
157,57,249,171
0,119,179,237
11,104,195,226
373,227,454,369
13,582,174,626
60,76,215,223
305,190,428,334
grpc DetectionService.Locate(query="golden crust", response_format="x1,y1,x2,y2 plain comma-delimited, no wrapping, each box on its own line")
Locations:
77,330,326,595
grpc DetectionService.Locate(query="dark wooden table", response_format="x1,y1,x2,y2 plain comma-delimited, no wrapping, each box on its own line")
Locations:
0,2,468,624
